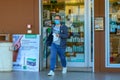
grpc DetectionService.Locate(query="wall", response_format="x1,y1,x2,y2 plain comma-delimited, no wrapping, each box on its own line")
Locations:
1,0,120,72
94,0,105,72
0,0,39,34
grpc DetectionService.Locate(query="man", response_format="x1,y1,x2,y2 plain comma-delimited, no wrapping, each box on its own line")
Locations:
47,15,68,76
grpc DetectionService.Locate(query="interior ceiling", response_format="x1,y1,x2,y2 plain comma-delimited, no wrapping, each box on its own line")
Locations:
51,0,84,3
110,0,120,2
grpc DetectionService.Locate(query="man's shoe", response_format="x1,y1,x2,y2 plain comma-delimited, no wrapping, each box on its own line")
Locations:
62,67,67,74
48,70,55,76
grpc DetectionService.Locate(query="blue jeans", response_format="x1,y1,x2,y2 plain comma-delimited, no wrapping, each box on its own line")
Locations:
50,43,66,71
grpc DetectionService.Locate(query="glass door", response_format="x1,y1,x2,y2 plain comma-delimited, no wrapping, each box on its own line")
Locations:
41,0,93,70
105,0,120,67
65,0,92,67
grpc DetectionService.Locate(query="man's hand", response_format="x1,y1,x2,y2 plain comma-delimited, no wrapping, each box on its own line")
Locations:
56,34,59,37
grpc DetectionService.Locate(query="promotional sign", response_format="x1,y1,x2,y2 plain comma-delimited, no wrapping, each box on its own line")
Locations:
12,34,40,71
95,17,104,30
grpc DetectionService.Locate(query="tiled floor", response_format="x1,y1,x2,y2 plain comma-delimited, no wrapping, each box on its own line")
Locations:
0,70,120,80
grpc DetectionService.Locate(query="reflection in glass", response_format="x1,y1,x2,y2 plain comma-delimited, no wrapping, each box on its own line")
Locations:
109,0,120,64
65,0,85,62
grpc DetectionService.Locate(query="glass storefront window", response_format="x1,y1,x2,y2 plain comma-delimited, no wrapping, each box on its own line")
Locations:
106,0,120,67
109,0,120,64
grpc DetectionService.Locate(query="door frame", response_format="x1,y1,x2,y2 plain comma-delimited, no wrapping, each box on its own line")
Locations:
39,0,95,72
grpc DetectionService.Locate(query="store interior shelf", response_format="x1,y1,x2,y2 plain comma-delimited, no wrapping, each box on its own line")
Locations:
65,2,84,6
67,42,84,46
66,52,84,57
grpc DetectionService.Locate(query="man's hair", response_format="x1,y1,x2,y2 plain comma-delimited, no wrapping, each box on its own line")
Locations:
55,15,61,19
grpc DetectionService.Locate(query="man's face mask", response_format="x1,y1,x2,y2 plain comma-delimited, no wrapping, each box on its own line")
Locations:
54,20,60,25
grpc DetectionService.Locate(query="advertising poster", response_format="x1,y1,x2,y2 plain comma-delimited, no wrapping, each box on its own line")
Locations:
12,34,40,71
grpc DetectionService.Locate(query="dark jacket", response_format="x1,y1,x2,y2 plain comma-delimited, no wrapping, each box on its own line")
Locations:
46,24,68,48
